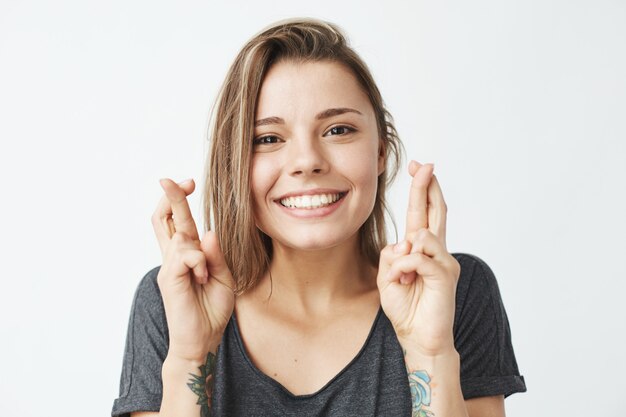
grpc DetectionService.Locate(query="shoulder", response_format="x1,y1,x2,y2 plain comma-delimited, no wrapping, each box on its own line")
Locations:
451,252,499,287
137,265,162,291
451,253,503,312
449,252,510,338
132,266,163,307
126,266,167,335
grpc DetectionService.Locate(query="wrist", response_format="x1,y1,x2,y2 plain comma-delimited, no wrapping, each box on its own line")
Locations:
160,344,219,417
400,343,466,417
401,345,460,371
167,336,222,364
396,331,456,358
162,347,219,388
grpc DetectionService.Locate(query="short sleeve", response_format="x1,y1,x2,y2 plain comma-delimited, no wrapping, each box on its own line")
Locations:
451,253,527,399
111,266,168,417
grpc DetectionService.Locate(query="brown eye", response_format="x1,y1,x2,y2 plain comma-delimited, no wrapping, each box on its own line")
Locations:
326,126,355,136
253,135,279,145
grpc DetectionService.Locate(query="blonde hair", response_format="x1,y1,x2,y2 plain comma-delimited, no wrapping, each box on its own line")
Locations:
203,17,403,294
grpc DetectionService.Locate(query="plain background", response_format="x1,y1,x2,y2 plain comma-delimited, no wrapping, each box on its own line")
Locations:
1,0,624,416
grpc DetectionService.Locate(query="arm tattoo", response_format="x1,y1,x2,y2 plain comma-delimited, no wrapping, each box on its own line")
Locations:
187,350,217,417
409,370,434,417
404,348,435,417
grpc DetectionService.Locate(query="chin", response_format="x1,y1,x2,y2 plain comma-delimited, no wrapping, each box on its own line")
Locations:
273,229,357,253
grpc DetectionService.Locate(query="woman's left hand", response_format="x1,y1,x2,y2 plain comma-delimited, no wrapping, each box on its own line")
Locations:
377,161,461,356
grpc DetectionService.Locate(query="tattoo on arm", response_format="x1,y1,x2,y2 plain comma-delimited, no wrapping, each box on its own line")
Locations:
409,370,434,417
187,350,217,417
404,348,435,417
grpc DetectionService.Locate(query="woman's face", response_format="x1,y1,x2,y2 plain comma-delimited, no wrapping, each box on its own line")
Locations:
251,59,384,252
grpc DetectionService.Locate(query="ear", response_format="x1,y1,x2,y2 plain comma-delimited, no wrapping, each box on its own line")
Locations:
377,138,386,176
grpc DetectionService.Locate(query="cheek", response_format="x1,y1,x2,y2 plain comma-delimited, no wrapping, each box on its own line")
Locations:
250,157,275,206
342,141,381,187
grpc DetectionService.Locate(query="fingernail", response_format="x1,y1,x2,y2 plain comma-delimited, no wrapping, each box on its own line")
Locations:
178,178,193,185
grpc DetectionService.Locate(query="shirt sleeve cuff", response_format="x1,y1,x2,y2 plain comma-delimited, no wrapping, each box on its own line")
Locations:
111,394,161,417
461,375,527,399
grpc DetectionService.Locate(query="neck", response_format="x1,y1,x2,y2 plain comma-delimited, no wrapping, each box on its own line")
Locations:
256,234,378,315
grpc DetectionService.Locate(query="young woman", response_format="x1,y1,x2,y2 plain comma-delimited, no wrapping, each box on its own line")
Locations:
112,18,526,417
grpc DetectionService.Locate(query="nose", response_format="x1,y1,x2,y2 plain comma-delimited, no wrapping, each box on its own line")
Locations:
287,135,330,177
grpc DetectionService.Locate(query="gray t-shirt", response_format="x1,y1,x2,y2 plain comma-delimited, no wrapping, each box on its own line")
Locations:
112,253,526,416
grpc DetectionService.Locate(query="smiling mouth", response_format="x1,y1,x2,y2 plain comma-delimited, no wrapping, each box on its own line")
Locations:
278,192,347,209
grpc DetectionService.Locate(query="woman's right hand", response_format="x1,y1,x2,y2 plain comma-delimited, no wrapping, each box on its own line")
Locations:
152,178,236,361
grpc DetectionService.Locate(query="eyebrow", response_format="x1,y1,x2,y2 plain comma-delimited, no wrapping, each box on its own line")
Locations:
254,107,363,127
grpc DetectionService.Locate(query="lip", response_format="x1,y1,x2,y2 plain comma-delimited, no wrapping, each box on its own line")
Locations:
273,189,349,219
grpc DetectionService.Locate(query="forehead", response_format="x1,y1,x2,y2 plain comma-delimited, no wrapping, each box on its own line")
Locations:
255,60,372,119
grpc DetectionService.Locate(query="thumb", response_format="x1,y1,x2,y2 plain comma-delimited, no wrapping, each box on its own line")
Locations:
200,230,236,289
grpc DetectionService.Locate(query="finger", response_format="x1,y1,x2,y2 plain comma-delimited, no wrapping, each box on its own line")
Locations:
152,179,196,236
179,247,209,285
385,252,446,285
152,179,196,254
409,228,448,262
158,178,200,241
379,240,411,266
427,174,448,248
377,241,413,288
165,233,209,284
408,159,420,176
405,161,434,241
200,231,236,292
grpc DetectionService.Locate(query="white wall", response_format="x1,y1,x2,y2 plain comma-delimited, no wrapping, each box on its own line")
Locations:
1,1,624,415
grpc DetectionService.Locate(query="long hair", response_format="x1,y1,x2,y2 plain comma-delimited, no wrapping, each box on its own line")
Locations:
203,17,403,294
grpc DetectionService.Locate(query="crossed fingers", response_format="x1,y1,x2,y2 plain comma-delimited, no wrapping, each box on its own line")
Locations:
382,160,450,285
151,178,200,255
404,160,447,249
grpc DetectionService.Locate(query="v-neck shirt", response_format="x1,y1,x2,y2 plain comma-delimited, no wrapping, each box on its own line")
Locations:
112,253,526,417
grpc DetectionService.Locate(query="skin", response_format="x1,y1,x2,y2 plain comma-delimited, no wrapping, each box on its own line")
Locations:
132,60,505,417
231,61,387,395
251,60,384,254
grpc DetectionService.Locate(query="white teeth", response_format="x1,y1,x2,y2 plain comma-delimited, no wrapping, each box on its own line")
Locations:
280,193,342,209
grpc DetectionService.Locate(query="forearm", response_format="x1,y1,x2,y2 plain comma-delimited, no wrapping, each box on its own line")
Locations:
400,343,468,417
159,340,220,417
